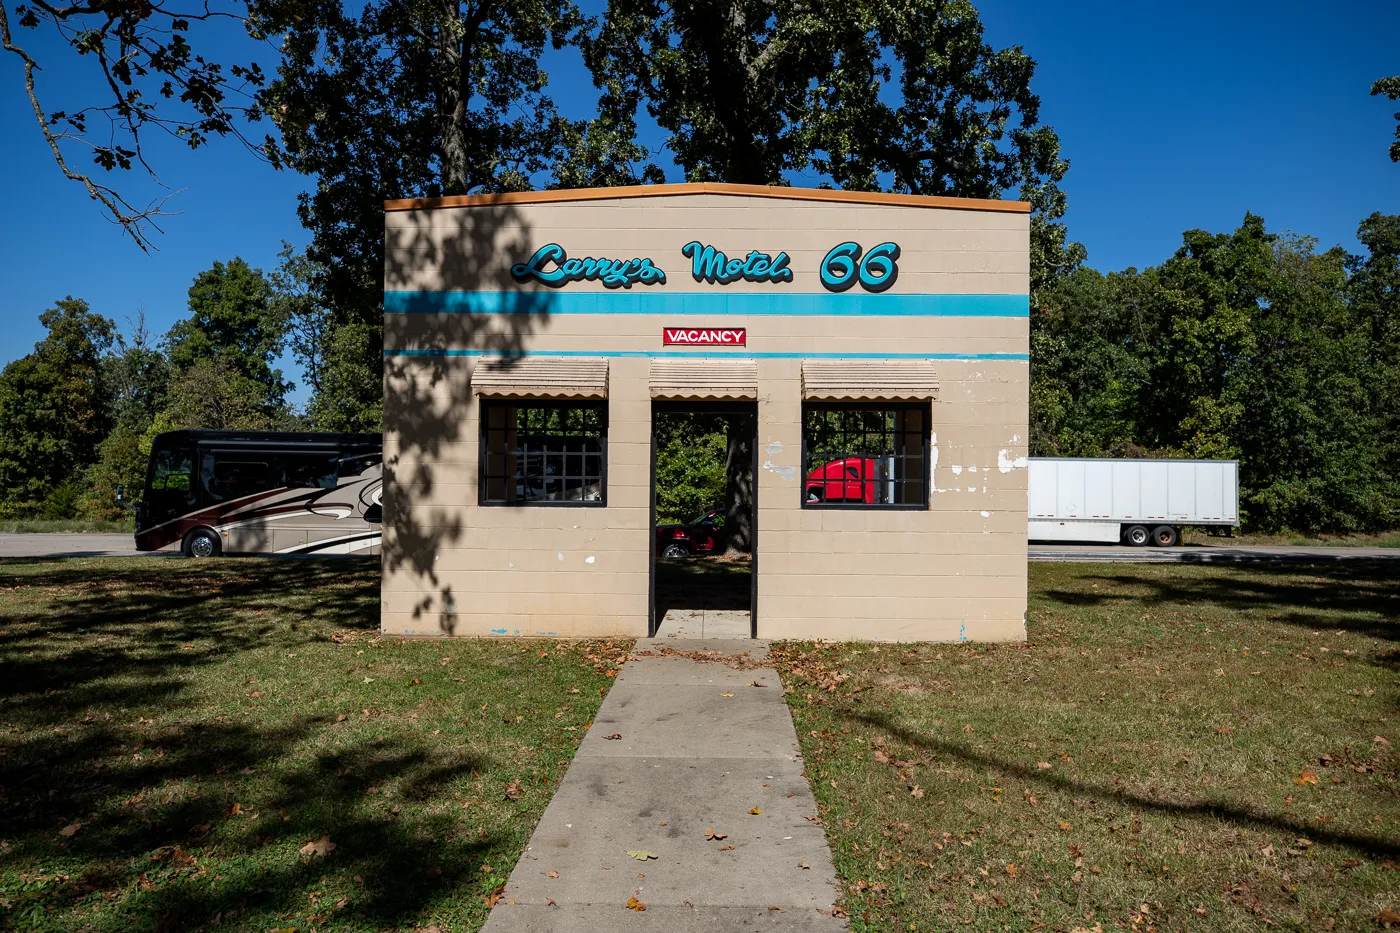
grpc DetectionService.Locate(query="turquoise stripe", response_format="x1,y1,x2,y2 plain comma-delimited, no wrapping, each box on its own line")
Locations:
383,349,1029,361
383,290,1028,318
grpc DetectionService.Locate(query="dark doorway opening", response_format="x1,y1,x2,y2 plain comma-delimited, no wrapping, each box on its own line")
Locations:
649,401,757,639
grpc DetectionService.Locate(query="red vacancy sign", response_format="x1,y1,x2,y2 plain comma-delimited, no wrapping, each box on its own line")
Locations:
663,327,746,347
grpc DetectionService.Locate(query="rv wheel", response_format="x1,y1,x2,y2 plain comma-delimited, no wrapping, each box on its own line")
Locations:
1124,524,1150,547
183,528,223,558
1151,525,1179,547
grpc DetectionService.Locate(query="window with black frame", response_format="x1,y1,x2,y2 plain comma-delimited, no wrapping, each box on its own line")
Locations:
480,401,607,506
802,403,929,508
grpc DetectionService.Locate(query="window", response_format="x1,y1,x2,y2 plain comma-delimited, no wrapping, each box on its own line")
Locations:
480,401,607,506
202,455,277,503
145,446,197,524
284,453,340,489
802,403,929,508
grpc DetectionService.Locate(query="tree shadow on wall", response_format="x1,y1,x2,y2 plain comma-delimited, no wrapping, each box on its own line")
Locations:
381,201,554,634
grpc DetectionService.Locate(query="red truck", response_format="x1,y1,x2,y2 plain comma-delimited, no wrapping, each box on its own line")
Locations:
654,508,724,558
804,457,879,504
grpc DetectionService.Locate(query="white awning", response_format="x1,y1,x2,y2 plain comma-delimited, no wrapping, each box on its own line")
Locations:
650,358,758,400
802,359,939,400
472,357,608,398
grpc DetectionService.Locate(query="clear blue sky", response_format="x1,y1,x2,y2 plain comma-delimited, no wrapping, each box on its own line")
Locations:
2,0,1397,401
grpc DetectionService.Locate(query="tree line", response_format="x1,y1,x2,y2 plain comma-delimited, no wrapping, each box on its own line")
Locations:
0,249,330,521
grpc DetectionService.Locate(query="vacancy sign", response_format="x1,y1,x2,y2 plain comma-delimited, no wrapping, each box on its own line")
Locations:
663,327,747,346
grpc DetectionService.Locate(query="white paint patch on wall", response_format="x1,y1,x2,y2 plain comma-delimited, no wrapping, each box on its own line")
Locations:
763,461,796,481
998,449,1029,474
765,439,784,457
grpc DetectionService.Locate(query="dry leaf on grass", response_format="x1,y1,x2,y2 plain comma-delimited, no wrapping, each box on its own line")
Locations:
1058,821,1073,831
484,884,505,908
505,781,524,800
58,823,81,837
1377,909,1400,927
300,835,336,857
1294,769,1320,786
705,827,727,840
909,785,924,798
627,849,658,861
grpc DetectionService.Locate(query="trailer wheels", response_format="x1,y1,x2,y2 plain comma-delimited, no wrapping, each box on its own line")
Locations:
1124,524,1150,547
183,527,223,558
1151,525,1179,547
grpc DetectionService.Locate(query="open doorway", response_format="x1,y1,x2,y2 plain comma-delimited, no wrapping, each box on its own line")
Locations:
649,401,757,639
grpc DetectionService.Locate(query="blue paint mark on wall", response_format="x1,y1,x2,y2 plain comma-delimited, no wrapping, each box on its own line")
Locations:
383,290,1028,318
491,628,508,634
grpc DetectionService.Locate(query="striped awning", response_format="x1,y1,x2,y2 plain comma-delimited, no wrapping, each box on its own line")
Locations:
802,359,939,400
471,357,609,398
650,358,758,400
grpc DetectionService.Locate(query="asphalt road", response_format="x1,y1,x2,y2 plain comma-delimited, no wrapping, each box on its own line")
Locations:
1,534,1397,563
0,533,140,558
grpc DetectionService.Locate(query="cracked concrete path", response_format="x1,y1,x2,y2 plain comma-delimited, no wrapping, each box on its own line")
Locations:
480,638,846,932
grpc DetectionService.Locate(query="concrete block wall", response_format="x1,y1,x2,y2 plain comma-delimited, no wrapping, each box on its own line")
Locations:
381,184,1030,642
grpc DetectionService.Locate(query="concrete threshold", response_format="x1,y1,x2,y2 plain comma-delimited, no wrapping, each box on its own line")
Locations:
481,638,846,932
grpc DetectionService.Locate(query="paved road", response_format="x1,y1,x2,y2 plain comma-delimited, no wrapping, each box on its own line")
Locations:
0,533,138,558
1029,543,1400,562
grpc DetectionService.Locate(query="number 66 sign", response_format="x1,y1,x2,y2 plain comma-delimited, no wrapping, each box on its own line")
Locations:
819,242,901,293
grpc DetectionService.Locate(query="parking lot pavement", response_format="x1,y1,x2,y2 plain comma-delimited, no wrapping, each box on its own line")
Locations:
1029,543,1400,562
0,534,139,558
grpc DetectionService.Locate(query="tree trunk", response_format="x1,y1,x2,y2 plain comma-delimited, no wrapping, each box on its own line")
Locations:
721,413,754,554
437,4,470,194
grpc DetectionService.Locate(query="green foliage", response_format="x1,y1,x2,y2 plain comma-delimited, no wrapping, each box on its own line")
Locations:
0,298,115,517
166,257,290,409
1036,213,1400,533
161,359,285,432
583,0,1083,294
76,422,150,523
654,413,728,524
1372,75,1400,162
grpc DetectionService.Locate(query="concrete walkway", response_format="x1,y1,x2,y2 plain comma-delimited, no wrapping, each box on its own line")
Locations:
481,638,846,932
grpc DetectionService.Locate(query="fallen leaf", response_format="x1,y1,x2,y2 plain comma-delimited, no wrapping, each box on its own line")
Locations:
798,860,810,869
749,807,763,815
768,906,786,912
719,844,735,851
625,897,646,911
909,785,924,798
627,849,658,861
1378,909,1400,927
1037,761,1052,770
545,898,557,906
484,884,505,908
337,714,347,722
720,692,735,697
705,827,727,840
300,835,336,857
227,802,242,817
1005,863,1017,876
604,733,622,741
1058,821,1073,832
504,781,524,801
1376,736,1391,745
545,871,559,879
1294,769,1320,786
58,823,81,838
751,681,768,688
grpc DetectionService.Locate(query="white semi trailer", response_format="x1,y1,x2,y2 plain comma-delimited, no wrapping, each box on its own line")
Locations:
1028,458,1239,546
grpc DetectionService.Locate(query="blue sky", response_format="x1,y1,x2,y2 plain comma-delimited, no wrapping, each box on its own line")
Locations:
1,0,1397,401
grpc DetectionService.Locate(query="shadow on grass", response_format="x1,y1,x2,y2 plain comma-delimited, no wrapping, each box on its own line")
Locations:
1040,560,1400,644
0,558,505,931
853,708,1400,862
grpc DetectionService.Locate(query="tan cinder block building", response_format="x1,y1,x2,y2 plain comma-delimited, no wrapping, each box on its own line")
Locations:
381,183,1029,642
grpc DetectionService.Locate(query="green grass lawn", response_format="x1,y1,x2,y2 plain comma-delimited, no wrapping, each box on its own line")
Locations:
1183,529,1400,548
0,519,135,534
774,562,1400,933
0,557,630,933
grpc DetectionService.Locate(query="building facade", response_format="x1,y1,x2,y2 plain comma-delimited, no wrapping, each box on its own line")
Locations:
381,183,1029,641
